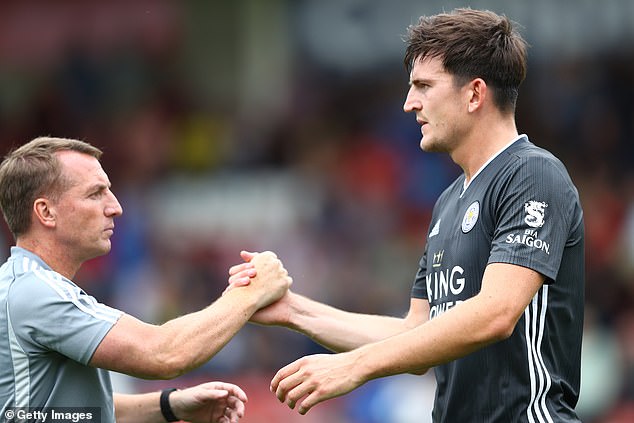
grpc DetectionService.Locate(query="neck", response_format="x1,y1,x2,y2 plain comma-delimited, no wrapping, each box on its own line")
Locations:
16,237,81,280
450,115,519,182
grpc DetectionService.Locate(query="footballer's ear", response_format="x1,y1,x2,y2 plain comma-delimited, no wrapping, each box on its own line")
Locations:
467,78,487,113
33,197,57,228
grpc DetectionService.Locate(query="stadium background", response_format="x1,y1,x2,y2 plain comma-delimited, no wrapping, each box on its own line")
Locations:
0,1,633,422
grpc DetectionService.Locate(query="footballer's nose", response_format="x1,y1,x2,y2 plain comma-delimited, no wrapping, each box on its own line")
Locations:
403,86,422,113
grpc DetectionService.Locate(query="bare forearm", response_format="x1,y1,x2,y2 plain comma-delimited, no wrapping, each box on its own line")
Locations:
152,289,259,377
357,265,543,380
356,296,508,380
92,251,292,379
114,393,163,423
96,288,260,379
288,294,411,352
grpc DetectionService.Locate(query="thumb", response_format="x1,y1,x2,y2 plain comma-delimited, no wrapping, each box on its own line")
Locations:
197,389,230,402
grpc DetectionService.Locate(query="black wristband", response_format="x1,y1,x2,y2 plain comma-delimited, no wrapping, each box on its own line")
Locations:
160,388,179,422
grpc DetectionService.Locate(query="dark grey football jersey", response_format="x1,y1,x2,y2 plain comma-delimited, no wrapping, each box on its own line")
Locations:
412,136,584,423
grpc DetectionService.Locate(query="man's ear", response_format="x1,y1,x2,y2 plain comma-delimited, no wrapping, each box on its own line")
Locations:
33,198,56,229
467,78,487,113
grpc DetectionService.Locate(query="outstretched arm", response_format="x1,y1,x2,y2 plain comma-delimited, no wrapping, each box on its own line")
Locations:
228,251,429,353
255,291,429,352
91,251,292,379
114,381,247,423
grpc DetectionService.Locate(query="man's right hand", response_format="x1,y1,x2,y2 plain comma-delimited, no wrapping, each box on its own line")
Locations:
241,251,292,309
227,251,295,326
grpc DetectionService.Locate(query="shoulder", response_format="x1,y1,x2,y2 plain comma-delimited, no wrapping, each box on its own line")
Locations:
496,142,578,195
6,264,71,321
9,258,72,298
7,255,96,317
507,142,572,179
8,260,122,331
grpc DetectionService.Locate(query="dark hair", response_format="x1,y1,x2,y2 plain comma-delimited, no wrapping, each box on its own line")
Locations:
0,137,102,238
404,8,528,112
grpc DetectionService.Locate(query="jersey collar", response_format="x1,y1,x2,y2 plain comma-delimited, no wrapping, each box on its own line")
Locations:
460,134,527,198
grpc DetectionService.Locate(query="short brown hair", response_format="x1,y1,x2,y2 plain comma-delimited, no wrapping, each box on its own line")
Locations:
0,137,102,238
404,8,528,112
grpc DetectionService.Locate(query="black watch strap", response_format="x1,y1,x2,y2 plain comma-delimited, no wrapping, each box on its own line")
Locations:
160,388,179,422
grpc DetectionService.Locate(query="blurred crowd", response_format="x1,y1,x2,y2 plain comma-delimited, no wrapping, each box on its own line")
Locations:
0,1,633,422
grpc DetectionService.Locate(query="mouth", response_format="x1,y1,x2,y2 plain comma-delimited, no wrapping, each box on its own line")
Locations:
417,120,428,135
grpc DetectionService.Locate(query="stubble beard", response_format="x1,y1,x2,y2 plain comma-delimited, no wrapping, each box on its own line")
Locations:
420,136,451,153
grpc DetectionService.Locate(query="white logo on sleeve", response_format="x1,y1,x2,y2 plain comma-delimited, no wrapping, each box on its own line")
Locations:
429,219,441,238
524,201,548,228
461,201,479,233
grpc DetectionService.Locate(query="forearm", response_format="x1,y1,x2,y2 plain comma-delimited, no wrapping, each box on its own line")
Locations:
114,392,163,423
288,294,412,352
95,288,260,379
157,289,258,375
356,295,507,380
356,264,543,380
92,251,291,379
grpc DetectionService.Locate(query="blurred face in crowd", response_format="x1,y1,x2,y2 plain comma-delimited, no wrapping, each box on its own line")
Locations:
49,151,122,262
403,56,470,153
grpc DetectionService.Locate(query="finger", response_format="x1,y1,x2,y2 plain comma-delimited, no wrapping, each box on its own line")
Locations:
226,397,246,418
284,381,315,411
225,402,245,422
271,360,302,394
228,262,255,276
202,382,248,403
223,384,248,403
200,388,229,401
228,271,255,286
273,369,306,405
297,390,325,415
240,250,258,262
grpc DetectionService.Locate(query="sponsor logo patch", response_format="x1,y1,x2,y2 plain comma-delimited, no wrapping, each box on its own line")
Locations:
505,229,551,255
524,200,548,228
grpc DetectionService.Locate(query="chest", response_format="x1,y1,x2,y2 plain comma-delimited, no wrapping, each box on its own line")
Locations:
423,190,496,308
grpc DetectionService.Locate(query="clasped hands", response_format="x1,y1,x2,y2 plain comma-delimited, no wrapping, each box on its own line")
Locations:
226,251,367,415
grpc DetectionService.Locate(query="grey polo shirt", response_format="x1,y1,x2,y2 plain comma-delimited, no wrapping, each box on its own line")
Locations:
0,247,122,422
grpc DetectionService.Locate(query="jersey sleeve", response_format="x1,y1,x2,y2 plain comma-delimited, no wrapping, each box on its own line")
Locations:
411,241,429,299
488,155,579,281
8,271,122,365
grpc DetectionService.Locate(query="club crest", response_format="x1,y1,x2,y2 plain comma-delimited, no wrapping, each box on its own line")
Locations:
461,201,479,233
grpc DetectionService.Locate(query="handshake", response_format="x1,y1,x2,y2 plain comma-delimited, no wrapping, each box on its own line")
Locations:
223,250,294,321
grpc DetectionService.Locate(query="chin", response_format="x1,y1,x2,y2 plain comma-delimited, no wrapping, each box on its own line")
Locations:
94,242,112,257
420,139,440,152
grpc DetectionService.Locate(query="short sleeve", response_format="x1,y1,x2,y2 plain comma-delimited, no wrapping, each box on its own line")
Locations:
8,270,122,365
488,156,578,281
411,243,429,299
